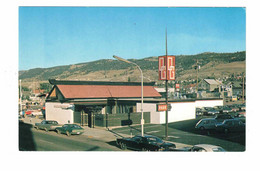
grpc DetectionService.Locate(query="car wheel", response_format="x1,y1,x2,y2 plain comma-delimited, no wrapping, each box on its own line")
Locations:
120,143,127,150
66,131,71,136
56,129,60,134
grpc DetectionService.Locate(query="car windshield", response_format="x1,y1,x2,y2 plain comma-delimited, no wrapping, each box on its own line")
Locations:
147,137,164,144
47,121,58,124
72,125,81,129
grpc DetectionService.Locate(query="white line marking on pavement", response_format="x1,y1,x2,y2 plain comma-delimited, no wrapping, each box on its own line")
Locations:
168,135,180,138
145,130,160,134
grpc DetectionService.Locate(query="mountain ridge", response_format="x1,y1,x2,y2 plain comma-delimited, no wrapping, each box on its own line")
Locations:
19,51,246,84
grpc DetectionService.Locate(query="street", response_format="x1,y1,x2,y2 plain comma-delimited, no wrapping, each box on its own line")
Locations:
19,122,121,151
19,116,245,152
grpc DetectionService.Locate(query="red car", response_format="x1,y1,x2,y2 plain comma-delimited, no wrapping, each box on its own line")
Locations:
25,111,32,115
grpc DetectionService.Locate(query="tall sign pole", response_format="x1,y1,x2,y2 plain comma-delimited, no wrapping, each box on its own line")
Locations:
158,29,175,140
20,79,22,115
165,28,169,139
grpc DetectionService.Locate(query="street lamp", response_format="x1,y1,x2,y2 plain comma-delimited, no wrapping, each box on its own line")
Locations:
113,55,144,137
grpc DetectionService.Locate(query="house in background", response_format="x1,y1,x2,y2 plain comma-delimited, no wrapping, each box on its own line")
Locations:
200,79,222,92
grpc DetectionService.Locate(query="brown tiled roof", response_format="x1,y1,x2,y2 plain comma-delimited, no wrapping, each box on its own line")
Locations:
57,85,161,99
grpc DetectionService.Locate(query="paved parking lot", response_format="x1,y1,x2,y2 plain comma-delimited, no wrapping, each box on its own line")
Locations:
111,117,245,151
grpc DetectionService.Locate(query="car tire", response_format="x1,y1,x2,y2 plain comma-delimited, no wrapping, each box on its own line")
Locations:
66,131,71,136
120,143,127,150
56,129,60,134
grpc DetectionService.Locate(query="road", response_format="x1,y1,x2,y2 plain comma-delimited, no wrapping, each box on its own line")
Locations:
19,122,121,151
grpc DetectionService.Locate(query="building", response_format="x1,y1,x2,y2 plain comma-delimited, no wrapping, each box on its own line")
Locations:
45,79,161,127
45,79,223,128
200,79,222,92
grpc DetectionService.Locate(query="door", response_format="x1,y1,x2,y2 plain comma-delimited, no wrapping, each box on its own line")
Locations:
81,110,88,126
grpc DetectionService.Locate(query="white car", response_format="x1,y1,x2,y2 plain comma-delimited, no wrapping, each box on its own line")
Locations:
189,144,226,152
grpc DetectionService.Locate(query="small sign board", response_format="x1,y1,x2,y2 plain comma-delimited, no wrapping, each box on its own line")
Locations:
157,104,172,112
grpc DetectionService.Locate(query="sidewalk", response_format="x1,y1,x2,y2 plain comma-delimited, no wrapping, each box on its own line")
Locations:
21,116,190,148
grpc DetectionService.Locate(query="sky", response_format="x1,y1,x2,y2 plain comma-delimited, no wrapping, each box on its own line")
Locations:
19,7,246,70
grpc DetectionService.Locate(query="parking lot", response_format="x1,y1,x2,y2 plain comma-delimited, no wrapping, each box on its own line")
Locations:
112,115,245,151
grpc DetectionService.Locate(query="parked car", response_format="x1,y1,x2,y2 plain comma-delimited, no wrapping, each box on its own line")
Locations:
35,120,62,132
214,114,234,123
239,104,246,111
116,135,176,151
215,119,245,134
56,124,84,136
214,106,224,113
207,108,220,115
203,107,219,115
234,112,246,123
222,106,232,113
196,108,204,116
172,144,226,152
230,104,240,112
195,118,217,131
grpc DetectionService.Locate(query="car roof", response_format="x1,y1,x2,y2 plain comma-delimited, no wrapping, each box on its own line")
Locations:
194,144,223,150
201,118,216,120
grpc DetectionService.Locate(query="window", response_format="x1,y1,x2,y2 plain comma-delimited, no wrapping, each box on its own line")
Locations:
132,136,142,142
147,137,163,144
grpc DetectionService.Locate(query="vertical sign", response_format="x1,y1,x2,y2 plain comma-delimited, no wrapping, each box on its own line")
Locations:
176,83,180,92
158,55,175,80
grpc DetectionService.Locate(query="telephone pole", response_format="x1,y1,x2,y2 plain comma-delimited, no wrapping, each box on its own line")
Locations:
165,28,169,139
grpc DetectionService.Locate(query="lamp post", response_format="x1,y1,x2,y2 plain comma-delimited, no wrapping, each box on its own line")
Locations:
113,55,144,137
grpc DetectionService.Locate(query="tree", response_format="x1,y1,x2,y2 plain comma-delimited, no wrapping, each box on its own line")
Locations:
40,83,52,92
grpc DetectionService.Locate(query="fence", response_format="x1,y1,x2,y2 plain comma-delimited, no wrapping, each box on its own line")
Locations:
94,112,150,127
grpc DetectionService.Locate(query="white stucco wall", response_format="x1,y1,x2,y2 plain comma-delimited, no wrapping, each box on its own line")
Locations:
137,101,196,124
195,99,223,108
45,102,74,124
136,103,160,124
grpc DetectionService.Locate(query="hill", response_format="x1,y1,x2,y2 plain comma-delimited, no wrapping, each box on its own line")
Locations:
19,51,246,88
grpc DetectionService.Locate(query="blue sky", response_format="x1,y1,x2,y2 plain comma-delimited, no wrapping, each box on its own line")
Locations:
19,7,246,70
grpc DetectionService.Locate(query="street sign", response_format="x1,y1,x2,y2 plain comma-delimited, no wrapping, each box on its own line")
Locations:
158,55,175,80
157,104,172,112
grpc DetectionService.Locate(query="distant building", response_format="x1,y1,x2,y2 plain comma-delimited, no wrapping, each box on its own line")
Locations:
200,79,222,92
220,83,233,97
232,81,246,98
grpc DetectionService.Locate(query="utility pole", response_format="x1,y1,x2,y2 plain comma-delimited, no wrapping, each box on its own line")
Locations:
242,72,245,103
195,59,200,97
20,79,22,115
165,28,169,140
